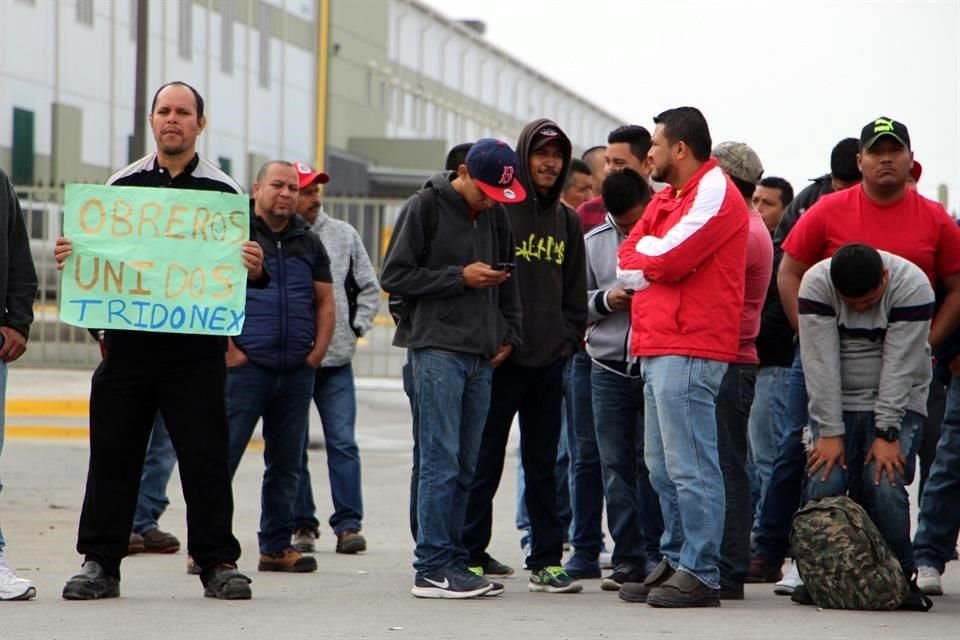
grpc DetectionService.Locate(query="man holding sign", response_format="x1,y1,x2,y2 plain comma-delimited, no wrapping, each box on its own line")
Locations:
55,82,267,601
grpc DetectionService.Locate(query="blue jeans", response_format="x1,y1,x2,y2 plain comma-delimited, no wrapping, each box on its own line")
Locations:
807,410,923,577
642,355,727,589
564,351,603,556
132,413,178,533
294,363,364,535
226,363,315,554
716,364,756,586
464,359,566,571
747,365,790,536
410,348,492,572
0,361,7,550
914,375,960,573
754,351,808,565
591,362,662,566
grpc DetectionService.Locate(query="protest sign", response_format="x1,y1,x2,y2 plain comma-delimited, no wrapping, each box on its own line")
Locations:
59,184,249,336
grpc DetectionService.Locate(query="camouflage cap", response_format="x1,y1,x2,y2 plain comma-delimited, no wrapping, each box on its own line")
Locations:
712,141,764,185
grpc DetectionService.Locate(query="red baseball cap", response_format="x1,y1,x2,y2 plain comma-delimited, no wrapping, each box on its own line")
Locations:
294,162,330,189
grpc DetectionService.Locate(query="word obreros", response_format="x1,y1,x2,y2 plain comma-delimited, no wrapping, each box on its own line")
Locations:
75,197,247,243
60,184,251,337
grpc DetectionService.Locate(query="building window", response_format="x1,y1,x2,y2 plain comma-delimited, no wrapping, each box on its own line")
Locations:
218,157,233,177
221,0,234,74
76,0,93,25
258,3,271,88
12,108,35,185
178,0,193,60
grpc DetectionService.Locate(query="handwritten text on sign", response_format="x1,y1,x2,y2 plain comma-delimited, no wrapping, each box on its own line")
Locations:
59,184,250,336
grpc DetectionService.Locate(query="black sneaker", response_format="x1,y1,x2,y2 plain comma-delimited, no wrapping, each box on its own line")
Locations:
62,561,120,600
466,566,505,597
484,556,514,578
411,566,493,599
202,564,252,600
602,562,646,591
528,566,583,593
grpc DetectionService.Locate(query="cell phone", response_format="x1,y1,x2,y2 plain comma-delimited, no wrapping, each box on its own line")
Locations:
492,262,515,272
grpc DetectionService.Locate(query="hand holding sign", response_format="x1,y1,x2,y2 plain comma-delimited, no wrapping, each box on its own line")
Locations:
58,184,251,336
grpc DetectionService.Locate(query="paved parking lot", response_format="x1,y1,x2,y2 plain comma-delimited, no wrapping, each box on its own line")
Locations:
1,368,957,639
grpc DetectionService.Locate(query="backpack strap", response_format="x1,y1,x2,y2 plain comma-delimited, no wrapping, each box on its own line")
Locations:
416,187,440,263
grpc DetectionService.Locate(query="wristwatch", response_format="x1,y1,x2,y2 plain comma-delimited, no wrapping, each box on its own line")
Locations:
874,427,899,442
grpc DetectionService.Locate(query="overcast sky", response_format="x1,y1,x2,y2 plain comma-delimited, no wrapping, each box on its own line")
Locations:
421,0,960,213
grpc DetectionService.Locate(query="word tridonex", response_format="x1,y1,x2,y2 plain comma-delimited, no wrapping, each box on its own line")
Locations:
59,184,251,337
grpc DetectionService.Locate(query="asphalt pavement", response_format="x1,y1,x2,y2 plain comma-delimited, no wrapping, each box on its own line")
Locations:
1,367,957,639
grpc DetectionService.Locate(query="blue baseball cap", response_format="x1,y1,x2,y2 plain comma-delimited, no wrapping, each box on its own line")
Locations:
465,138,527,204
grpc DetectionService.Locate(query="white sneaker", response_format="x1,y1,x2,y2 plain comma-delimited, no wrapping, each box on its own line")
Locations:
773,562,803,595
521,543,531,571
598,549,614,570
916,565,943,596
0,556,37,601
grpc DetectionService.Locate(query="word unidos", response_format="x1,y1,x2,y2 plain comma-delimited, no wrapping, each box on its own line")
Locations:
76,198,246,243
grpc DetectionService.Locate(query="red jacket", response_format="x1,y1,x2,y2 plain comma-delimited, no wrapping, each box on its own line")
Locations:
617,159,749,362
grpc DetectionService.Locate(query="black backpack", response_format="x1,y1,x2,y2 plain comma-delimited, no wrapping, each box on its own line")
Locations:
387,188,439,326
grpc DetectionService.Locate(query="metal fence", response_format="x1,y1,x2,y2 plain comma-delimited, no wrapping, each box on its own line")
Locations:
15,186,408,377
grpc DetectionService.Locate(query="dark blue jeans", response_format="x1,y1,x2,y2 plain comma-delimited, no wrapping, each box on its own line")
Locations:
716,364,757,587
591,362,662,566
564,351,604,557
464,358,566,571
914,375,960,573
754,351,808,565
226,362,315,555
807,411,923,577
294,363,364,535
132,413,177,534
409,349,492,572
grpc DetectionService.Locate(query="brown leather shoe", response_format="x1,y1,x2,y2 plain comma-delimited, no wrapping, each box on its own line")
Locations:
336,529,367,554
141,528,181,554
257,548,318,573
647,571,720,608
745,555,783,583
618,558,674,603
128,532,145,555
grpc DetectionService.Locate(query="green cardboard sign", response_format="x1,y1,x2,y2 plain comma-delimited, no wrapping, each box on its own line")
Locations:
59,184,250,336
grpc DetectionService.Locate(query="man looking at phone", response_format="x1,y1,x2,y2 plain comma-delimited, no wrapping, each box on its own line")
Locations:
381,138,523,598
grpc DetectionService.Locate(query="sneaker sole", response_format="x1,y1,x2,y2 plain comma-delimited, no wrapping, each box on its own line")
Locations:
601,578,622,591
528,582,583,594
1,586,37,601
411,584,492,599
773,584,797,596
918,584,943,596
484,569,514,578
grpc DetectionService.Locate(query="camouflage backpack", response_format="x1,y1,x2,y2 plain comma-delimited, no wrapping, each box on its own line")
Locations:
791,496,908,610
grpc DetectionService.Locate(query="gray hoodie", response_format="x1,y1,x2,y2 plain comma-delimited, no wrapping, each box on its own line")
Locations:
798,250,933,436
380,172,522,358
584,212,635,369
310,210,381,367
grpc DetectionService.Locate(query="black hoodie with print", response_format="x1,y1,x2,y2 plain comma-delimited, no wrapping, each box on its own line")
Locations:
507,119,587,367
